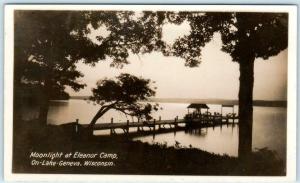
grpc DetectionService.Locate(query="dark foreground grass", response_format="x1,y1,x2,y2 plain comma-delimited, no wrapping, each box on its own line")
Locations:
12,120,285,175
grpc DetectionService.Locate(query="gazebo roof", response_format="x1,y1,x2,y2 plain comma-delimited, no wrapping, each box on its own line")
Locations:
187,103,209,109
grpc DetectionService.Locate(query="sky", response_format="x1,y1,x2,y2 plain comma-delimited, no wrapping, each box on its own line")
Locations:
66,20,288,101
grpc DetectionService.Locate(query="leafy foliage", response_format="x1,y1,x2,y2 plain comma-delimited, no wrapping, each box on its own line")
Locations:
14,11,91,97
14,10,169,98
15,11,288,96
169,12,288,66
89,74,158,126
221,13,288,61
86,11,168,67
83,11,288,67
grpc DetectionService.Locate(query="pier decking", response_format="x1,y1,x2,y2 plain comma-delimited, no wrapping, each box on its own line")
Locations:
77,114,238,135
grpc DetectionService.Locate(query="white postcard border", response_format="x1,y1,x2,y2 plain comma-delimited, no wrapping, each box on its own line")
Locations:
4,4,297,182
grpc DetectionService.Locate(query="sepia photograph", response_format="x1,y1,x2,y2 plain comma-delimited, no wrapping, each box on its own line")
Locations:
4,5,297,181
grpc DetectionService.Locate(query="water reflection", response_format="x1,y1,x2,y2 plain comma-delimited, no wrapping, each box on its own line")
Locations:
184,128,207,136
135,124,239,156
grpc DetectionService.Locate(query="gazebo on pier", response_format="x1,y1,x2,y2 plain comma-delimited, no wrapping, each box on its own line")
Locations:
185,103,238,124
187,103,209,117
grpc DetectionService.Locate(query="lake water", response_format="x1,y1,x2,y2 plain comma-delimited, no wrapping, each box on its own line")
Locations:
21,99,287,159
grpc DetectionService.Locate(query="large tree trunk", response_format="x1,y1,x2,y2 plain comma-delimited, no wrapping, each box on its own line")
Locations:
89,110,104,128
238,57,255,159
38,80,51,125
89,106,112,128
13,80,22,123
13,53,25,123
82,107,111,137
38,95,49,125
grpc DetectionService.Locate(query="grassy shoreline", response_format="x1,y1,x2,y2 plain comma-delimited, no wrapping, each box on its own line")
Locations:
13,120,285,175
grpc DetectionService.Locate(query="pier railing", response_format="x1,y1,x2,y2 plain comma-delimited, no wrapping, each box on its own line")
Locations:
67,113,238,136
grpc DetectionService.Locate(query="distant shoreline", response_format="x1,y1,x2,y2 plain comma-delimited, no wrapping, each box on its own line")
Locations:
69,96,287,108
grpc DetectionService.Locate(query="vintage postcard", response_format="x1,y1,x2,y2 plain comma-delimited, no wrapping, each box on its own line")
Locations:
4,4,297,182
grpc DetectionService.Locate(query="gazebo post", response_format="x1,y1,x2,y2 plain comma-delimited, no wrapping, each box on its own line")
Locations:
221,106,223,116
186,103,210,119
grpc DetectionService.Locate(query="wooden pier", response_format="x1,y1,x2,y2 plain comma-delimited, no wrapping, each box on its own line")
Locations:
77,113,238,135
59,103,240,137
